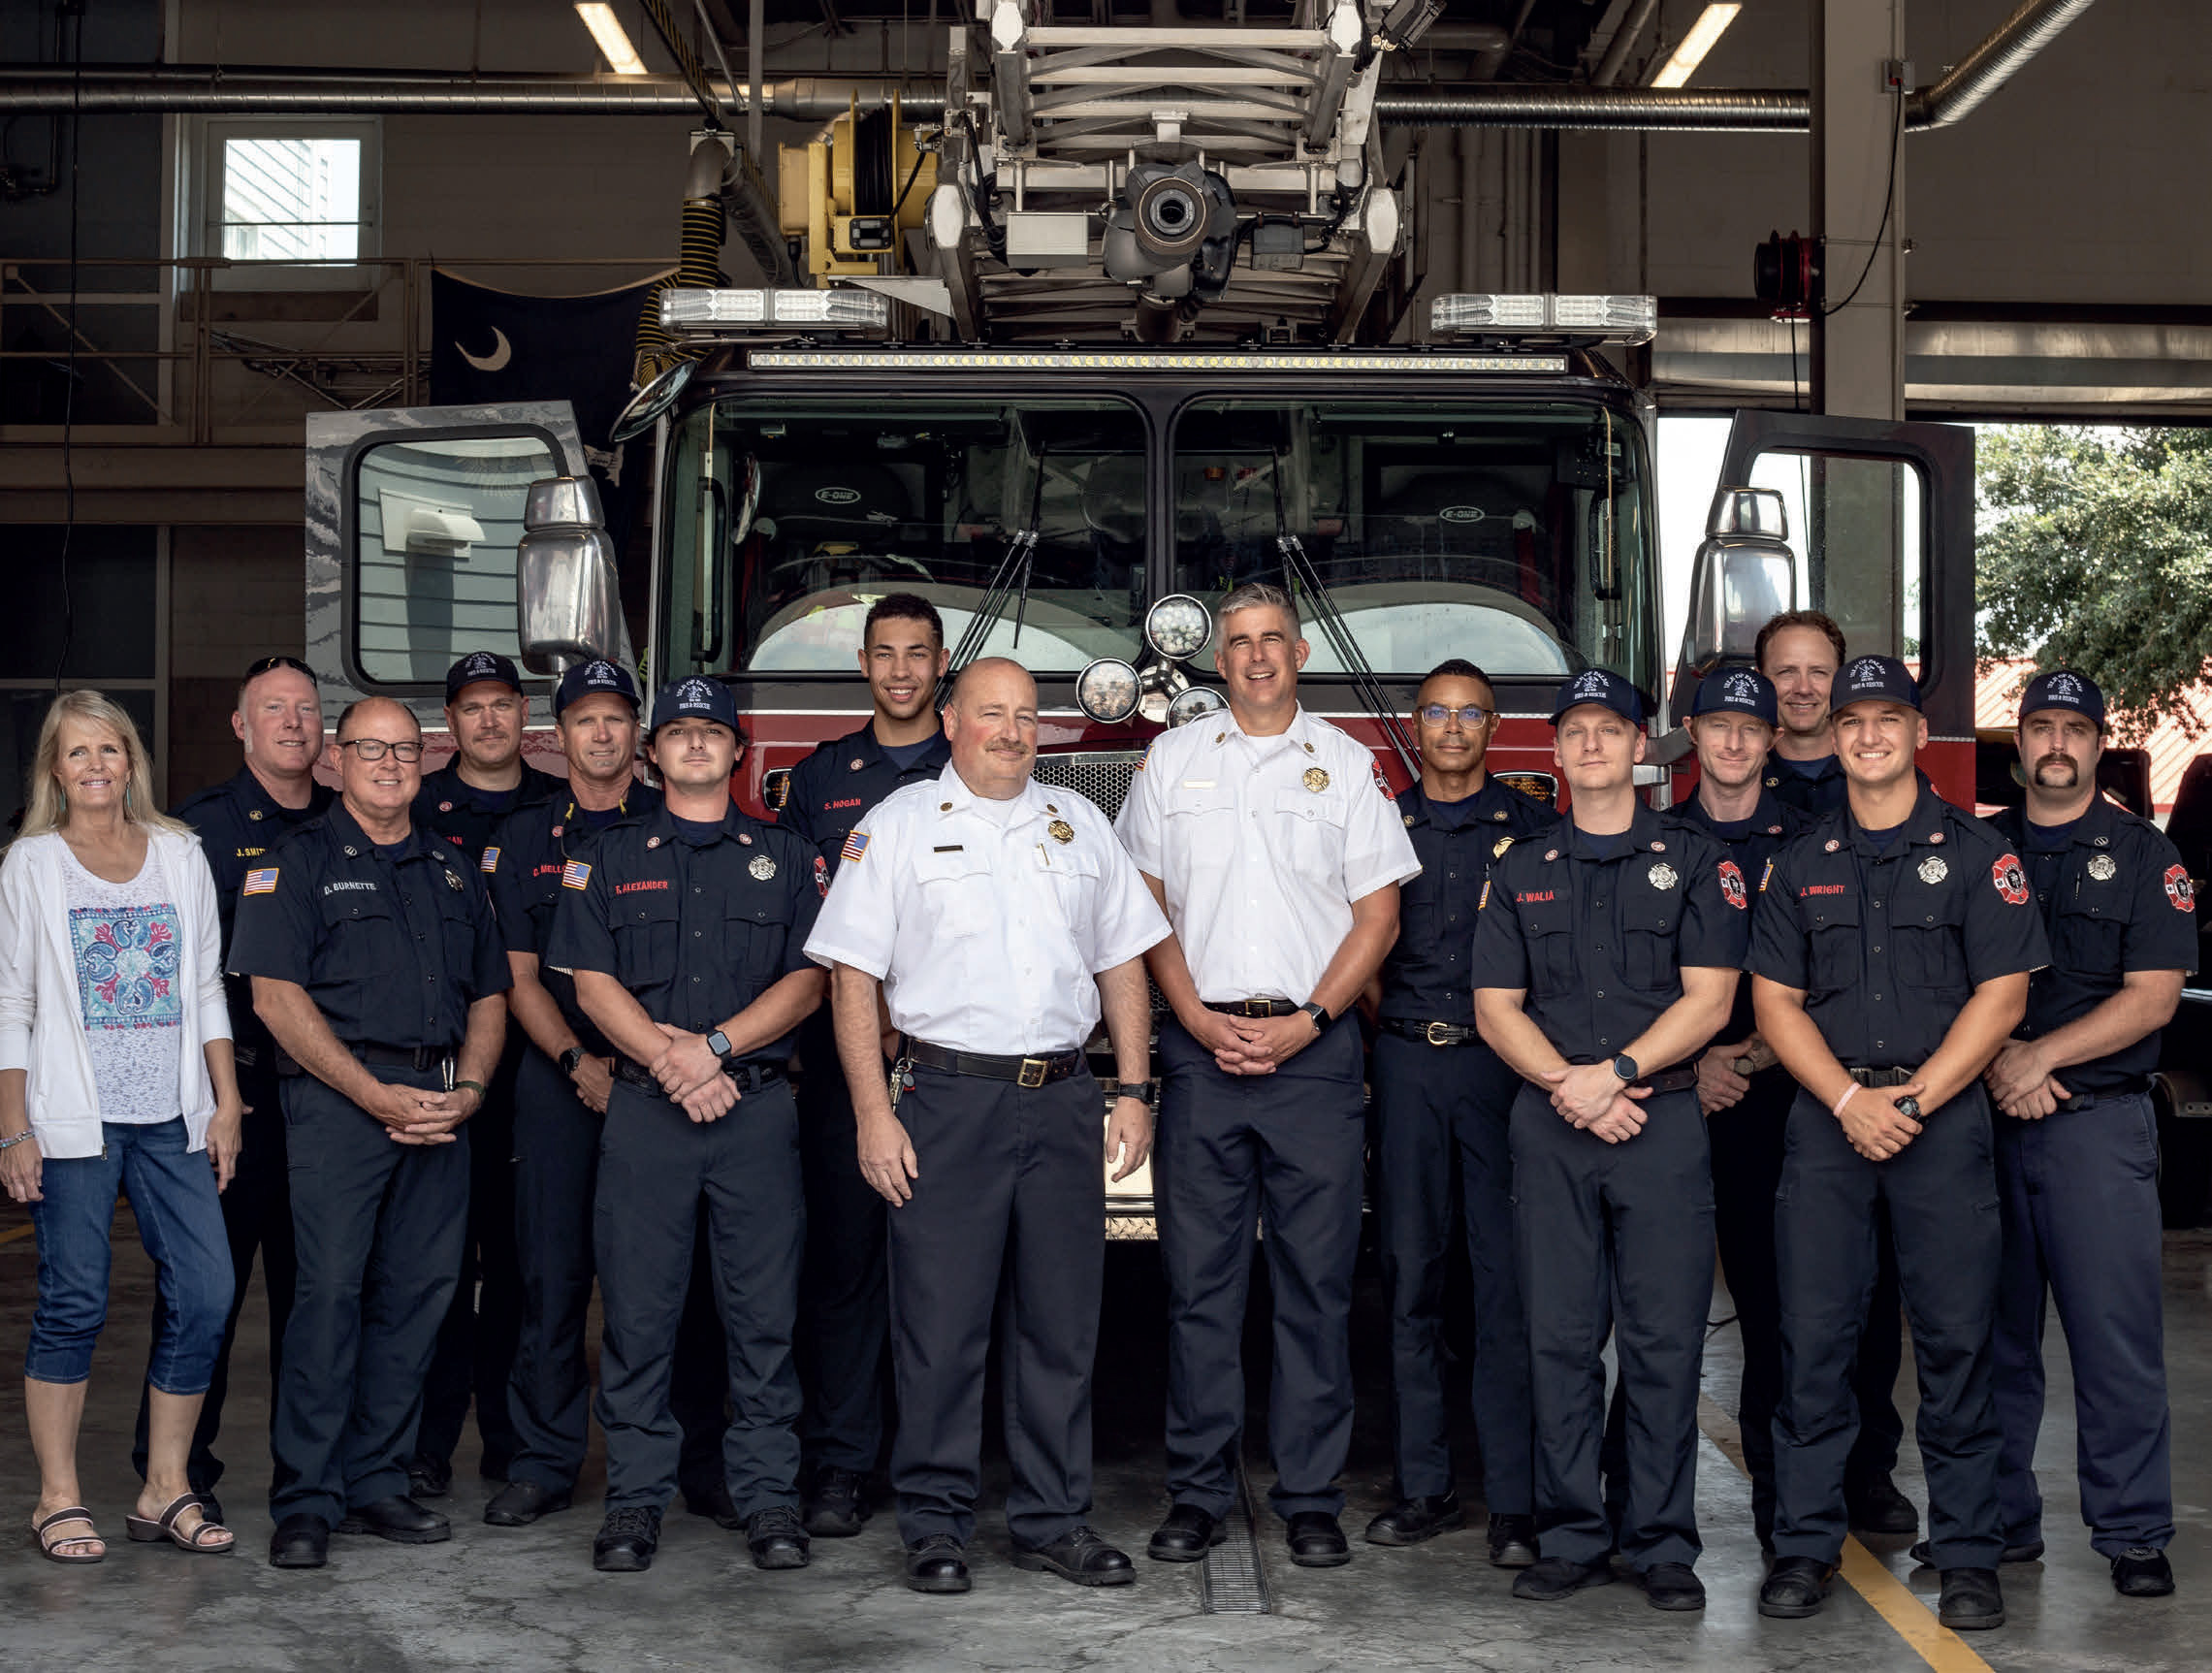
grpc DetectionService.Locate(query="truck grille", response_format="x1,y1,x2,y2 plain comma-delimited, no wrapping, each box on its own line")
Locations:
1033,750,1145,821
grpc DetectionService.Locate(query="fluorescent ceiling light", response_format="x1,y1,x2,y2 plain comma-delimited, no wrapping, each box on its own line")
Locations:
1651,3,1742,89
575,3,648,76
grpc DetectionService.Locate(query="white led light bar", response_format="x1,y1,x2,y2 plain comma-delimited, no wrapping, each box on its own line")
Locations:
658,288,892,337
1429,293,1657,345
745,349,1573,373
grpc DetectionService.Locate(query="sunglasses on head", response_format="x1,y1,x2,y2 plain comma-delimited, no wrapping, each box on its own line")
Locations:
243,655,317,683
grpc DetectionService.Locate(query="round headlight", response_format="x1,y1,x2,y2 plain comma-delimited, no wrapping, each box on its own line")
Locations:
1074,658,1141,724
1166,685,1227,729
1144,594,1214,663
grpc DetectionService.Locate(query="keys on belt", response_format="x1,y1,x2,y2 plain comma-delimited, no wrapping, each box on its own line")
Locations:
1381,1017,1480,1047
904,1039,1085,1088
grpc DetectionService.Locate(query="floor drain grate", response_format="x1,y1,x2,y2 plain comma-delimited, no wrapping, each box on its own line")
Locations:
1198,1464,1271,1615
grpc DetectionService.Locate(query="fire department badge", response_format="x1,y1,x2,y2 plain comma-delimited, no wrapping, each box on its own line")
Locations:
1048,820,1075,844
749,854,778,881
1917,856,1948,885
1993,854,2031,906
2165,864,2195,912
1649,862,1679,891
2088,854,2117,882
1718,860,1747,911
1492,836,1515,860
1303,768,1330,792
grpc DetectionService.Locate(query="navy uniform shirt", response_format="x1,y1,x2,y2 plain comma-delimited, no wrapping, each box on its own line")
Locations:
171,766,336,1073
1380,777,1558,1024
1662,786,1804,1047
414,759,567,865
1470,801,1748,1064
1764,751,1847,818
778,722,951,876
1989,794,2197,1094
544,801,823,1067
1749,785,2049,1069
228,803,512,1051
484,780,663,1060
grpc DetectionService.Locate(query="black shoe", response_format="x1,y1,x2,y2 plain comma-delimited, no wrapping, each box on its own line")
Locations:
1757,1555,1837,1619
404,1454,452,1499
1845,1471,1919,1536
484,1480,573,1528
1512,1555,1616,1601
268,1513,330,1570
683,1481,743,1531
1147,1503,1225,1562
1013,1525,1136,1587
1908,1536,2043,1566
2112,1546,2176,1597
1637,1561,1705,1612
338,1496,451,1545
1285,1511,1350,1568
746,1506,811,1570
1938,1565,2005,1630
803,1467,871,1538
906,1532,972,1593
593,1506,662,1573
1487,1513,1538,1568
1363,1493,1464,1547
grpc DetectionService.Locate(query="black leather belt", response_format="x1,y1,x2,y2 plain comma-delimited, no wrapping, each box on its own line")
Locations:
1204,998,1301,1018
1848,1066,1915,1088
2052,1081,2148,1114
1381,1017,1480,1046
1635,1065,1700,1095
351,1043,453,1073
906,1039,1085,1088
614,1056,785,1096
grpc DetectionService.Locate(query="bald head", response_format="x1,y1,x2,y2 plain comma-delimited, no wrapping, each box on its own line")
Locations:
944,657,1039,801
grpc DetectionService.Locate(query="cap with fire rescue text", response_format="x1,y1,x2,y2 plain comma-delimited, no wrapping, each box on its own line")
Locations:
555,658,641,718
1831,654,1921,714
2018,667,2105,730
445,651,524,704
649,676,741,738
1550,666,1645,727
1690,665,1779,727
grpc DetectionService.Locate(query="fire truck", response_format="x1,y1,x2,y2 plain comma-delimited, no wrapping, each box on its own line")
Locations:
300,5,1980,1231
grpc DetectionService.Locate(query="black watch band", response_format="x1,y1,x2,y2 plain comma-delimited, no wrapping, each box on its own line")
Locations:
706,1028,733,1060
559,1046,587,1077
1298,1001,1330,1034
1115,1079,1156,1105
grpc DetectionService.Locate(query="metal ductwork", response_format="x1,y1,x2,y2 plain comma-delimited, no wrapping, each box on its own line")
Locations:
1907,0,2100,130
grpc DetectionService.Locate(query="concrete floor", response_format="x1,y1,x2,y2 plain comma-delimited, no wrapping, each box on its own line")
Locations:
1,1209,2206,1673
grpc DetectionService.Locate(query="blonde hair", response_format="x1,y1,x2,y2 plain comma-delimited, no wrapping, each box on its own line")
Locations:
19,690,191,841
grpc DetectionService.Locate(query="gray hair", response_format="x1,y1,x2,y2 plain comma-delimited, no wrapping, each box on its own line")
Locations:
1217,581,1299,627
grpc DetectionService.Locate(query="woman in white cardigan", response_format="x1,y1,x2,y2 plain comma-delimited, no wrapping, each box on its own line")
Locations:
0,692,243,1561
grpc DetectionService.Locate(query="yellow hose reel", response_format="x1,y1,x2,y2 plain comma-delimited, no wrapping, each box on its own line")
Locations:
777,94,937,277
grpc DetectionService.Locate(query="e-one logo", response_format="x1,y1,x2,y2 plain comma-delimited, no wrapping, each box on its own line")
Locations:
1439,505,1486,525
815,486,861,504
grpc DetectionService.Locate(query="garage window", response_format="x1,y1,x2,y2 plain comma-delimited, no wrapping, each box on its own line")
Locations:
199,118,380,287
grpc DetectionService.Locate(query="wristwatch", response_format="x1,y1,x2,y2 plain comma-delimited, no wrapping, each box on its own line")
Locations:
1115,1079,1156,1106
706,1028,733,1061
1612,1053,1641,1082
1298,1001,1331,1035
1895,1095,1923,1120
559,1046,587,1077
1731,1054,1758,1078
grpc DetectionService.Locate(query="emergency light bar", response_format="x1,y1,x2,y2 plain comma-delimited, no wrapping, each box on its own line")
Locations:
1429,293,1657,345
658,287,891,338
745,349,1572,373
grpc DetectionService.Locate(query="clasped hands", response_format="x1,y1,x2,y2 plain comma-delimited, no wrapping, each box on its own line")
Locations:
651,1023,741,1123
1187,1010,1318,1077
1541,1061,1648,1143
1983,1039,2067,1120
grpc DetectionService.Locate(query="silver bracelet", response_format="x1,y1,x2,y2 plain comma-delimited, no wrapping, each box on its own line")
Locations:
0,1129,36,1151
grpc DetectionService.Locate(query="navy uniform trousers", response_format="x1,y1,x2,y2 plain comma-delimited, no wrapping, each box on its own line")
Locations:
1514,1082,1714,1570
1155,1013,1366,1522
793,1010,891,1480
1371,1031,1531,1514
504,1047,732,1500
885,1063,1105,1548
1772,1083,2005,1568
593,1078,804,1518
1993,1091,2173,1556
271,1065,469,1525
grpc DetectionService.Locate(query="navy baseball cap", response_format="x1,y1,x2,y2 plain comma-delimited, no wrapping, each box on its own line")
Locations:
1690,664,1779,726
649,676,740,738
444,650,524,703
1551,667,1645,726
2019,667,2105,730
554,658,641,718
1831,654,1921,714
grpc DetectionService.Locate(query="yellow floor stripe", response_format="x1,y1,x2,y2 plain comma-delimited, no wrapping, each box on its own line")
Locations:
0,1222,32,1245
1697,1389,1996,1673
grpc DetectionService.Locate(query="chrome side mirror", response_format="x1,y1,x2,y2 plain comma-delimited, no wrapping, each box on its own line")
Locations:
1676,487,1795,676
517,475,624,675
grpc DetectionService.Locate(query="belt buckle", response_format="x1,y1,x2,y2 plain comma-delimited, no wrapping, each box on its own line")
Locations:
1426,1021,1453,1047
1017,1057,1048,1089
1241,1000,1267,1017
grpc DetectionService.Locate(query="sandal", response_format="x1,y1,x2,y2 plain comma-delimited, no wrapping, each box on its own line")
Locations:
124,1493,233,1555
33,1506,106,1564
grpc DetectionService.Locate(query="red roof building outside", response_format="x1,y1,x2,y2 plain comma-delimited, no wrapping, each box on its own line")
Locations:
1977,658,2212,817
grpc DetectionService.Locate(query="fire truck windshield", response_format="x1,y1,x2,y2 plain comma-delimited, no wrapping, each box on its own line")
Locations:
1171,399,1656,692
664,398,1149,679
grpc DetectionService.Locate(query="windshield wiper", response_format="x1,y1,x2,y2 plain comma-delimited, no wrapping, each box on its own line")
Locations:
941,442,1049,695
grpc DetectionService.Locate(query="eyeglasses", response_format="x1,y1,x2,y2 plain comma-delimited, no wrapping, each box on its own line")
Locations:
337,738,425,762
243,655,317,683
1416,703,1495,728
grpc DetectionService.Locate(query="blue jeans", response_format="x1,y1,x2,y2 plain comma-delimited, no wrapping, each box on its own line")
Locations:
27,1117,235,1394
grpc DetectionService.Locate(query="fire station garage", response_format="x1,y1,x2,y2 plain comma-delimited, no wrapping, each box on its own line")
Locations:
2,1,2210,1668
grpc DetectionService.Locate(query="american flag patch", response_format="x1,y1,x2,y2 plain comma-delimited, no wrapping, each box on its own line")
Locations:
561,860,592,891
1479,879,1491,910
480,846,501,874
842,830,870,864
1759,857,1776,894
243,867,278,896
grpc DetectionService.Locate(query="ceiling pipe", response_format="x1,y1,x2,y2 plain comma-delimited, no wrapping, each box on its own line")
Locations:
1909,0,2098,129
1590,0,1663,89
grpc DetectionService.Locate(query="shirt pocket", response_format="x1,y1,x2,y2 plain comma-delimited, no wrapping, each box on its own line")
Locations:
914,846,995,941
1271,788,1347,887
1518,901,1578,999
728,885,797,985
317,886,402,981
1896,885,1968,992
433,882,482,992
1619,886,1681,992
613,891,680,987
1805,891,1862,995
2056,883,2131,974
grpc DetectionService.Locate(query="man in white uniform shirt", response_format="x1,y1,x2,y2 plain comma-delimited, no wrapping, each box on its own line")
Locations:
1114,582,1421,1569
806,658,1167,1596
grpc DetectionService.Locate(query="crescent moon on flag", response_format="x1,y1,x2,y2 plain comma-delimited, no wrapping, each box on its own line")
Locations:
458,327,512,372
